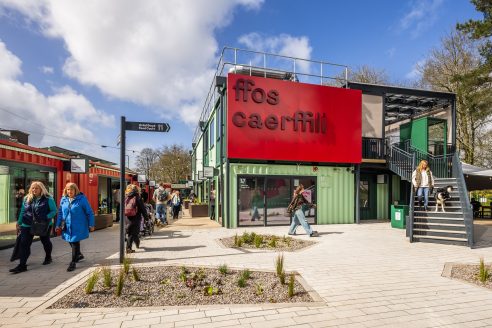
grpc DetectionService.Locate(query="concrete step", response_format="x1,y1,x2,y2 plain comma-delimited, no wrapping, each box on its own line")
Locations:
413,229,467,239
414,217,465,225
413,235,468,246
413,223,466,231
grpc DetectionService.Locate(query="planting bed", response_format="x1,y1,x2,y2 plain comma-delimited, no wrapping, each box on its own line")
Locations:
450,263,492,290
49,265,314,308
220,232,316,252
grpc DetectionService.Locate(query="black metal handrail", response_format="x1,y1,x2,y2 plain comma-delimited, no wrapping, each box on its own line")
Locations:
391,141,453,178
388,146,414,181
362,137,385,159
407,152,416,242
452,152,474,248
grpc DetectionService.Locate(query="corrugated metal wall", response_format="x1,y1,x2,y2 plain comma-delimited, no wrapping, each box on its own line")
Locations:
376,184,389,219
226,163,354,228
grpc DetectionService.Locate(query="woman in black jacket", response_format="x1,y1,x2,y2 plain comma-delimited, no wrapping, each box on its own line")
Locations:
124,184,148,253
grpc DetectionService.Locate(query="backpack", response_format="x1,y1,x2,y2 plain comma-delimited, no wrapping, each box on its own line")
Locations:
157,189,168,202
124,196,138,216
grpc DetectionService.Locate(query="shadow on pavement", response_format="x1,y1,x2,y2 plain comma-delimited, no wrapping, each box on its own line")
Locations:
140,245,206,252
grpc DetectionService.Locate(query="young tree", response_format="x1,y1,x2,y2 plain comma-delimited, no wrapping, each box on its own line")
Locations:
134,148,159,179
150,145,191,184
418,30,492,165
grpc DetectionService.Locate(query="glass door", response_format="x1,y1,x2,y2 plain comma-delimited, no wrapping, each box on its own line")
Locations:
265,177,292,225
238,177,265,226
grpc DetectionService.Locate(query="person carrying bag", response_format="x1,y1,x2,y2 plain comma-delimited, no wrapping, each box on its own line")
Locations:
9,181,57,274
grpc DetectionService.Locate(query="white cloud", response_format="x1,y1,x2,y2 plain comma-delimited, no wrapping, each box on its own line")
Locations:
406,59,426,80
238,33,313,72
399,0,443,39
40,65,53,74
0,0,264,127
0,41,114,148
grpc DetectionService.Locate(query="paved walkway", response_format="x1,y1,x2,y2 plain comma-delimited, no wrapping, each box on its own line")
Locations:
1,212,492,327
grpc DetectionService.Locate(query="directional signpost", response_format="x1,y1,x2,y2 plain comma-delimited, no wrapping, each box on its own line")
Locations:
119,116,170,263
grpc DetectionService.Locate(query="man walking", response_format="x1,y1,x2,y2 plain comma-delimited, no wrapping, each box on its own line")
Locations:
153,183,169,225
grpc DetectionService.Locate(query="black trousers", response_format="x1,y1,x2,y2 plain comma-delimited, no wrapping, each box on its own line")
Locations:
173,205,180,219
210,204,215,220
127,217,141,249
69,241,81,262
19,226,52,266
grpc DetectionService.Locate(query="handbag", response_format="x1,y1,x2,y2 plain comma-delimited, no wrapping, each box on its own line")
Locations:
30,215,50,237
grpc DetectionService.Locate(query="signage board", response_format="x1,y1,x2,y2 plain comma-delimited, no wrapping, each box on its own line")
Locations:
198,171,204,180
149,180,156,187
187,181,193,187
125,121,170,132
227,73,362,163
203,166,215,178
137,174,146,183
171,183,187,189
70,158,89,173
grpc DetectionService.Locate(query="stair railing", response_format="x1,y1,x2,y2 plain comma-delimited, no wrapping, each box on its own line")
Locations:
407,152,417,242
452,152,474,248
388,146,414,181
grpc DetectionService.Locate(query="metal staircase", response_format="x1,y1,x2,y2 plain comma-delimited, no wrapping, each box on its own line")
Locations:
388,143,474,247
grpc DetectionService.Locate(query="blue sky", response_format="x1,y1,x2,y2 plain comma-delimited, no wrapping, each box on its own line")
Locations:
0,0,482,167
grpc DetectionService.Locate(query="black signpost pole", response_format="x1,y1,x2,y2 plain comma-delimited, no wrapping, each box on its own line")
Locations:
119,119,170,263
119,116,126,264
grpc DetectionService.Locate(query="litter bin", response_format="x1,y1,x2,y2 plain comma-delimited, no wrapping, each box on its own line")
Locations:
391,205,408,229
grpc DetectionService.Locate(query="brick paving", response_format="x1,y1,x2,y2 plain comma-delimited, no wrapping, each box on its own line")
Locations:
1,211,492,327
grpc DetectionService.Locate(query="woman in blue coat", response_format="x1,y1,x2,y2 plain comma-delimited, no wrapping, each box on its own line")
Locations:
56,183,95,272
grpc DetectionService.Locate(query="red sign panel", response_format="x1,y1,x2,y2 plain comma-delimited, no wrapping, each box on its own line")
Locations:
227,73,362,163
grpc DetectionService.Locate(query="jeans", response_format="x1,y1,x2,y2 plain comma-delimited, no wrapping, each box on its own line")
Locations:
155,204,167,223
417,187,430,208
19,226,52,266
288,209,313,235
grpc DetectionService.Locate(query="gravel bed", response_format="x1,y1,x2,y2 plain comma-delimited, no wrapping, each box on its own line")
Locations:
450,264,492,290
50,266,313,308
220,234,316,252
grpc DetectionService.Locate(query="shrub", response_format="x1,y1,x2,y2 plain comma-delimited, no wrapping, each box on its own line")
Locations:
241,232,252,244
254,234,263,248
237,276,247,288
250,232,257,243
478,258,490,283
115,270,125,297
85,269,99,294
279,270,286,285
268,236,278,248
255,283,264,296
102,266,112,288
240,269,252,280
237,237,243,247
179,271,187,283
218,264,228,275
180,266,189,274
132,267,140,281
123,257,131,275
275,253,284,276
288,273,295,297
196,268,206,282
234,233,239,246
203,286,221,296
